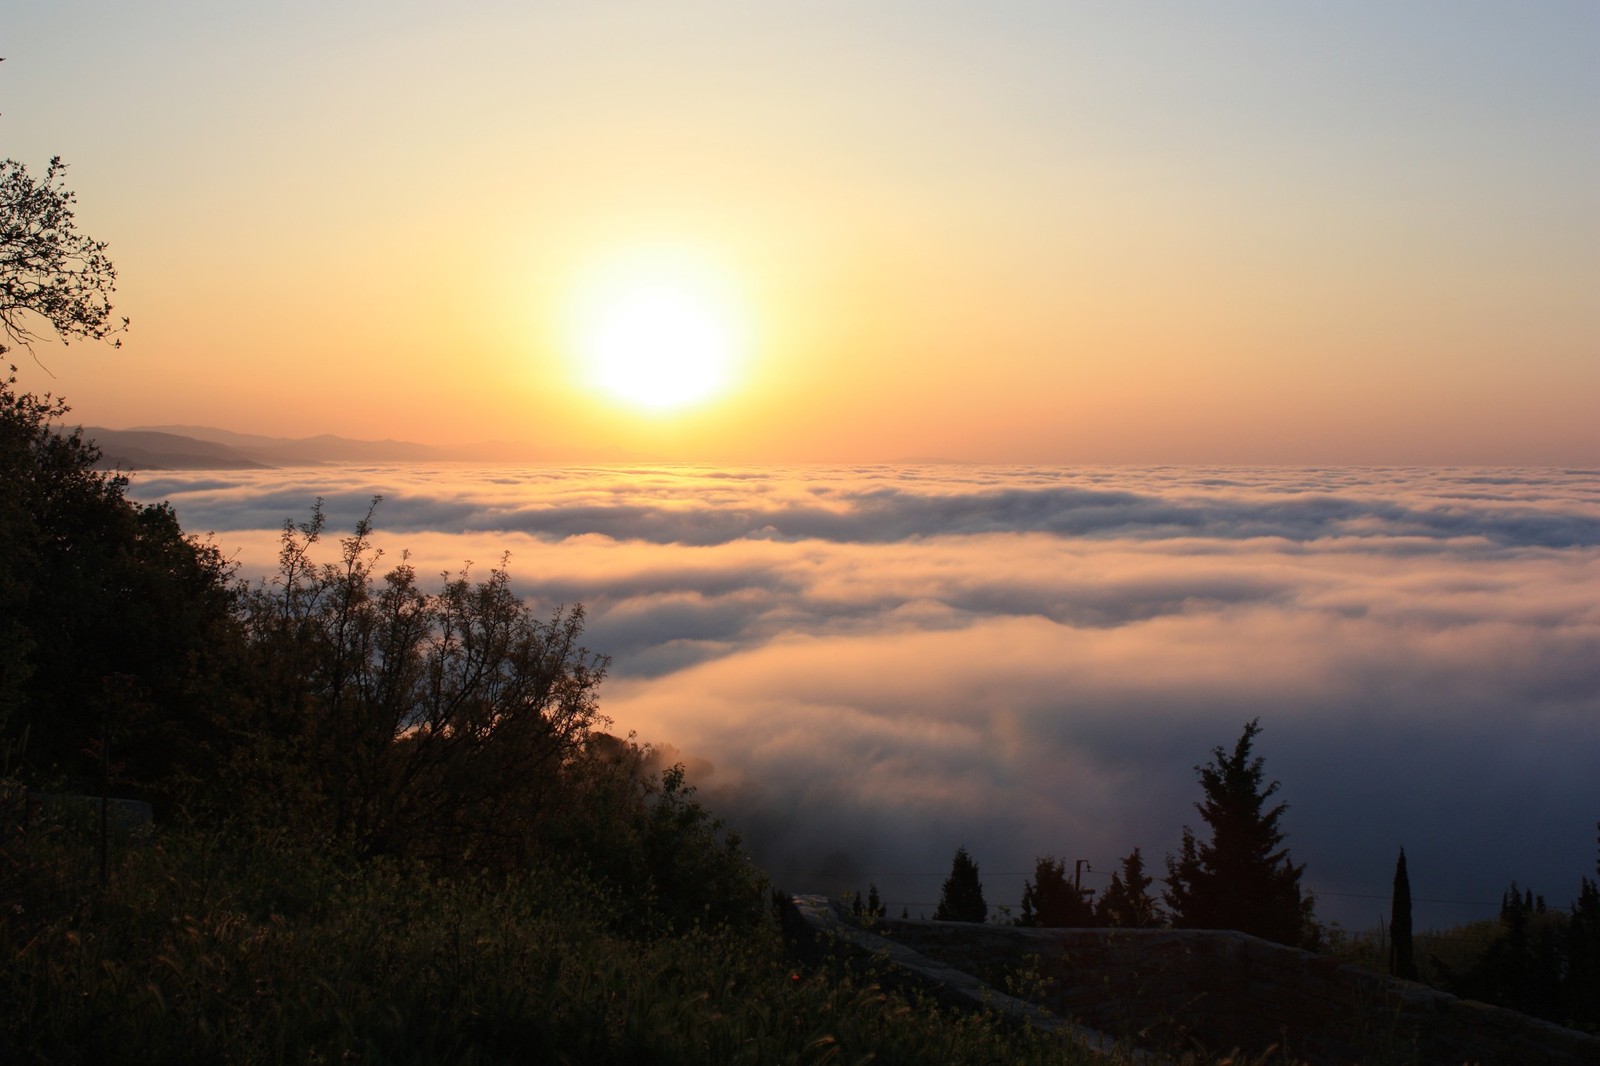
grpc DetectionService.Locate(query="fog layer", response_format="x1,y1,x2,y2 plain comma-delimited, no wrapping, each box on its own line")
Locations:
131,465,1600,928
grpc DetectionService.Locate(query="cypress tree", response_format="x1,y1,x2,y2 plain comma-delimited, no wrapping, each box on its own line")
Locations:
1389,848,1418,980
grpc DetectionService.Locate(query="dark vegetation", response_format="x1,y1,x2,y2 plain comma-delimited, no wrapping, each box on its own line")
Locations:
1433,874,1600,1029
932,846,988,924
1164,719,1313,946
1331,838,1600,1033
933,721,1600,1034
937,720,1311,943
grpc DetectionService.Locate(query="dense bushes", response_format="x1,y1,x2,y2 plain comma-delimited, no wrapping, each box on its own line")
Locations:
1427,867,1600,1032
0,815,1104,1065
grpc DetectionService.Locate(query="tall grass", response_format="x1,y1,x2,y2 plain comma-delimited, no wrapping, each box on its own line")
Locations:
1,812,1110,1065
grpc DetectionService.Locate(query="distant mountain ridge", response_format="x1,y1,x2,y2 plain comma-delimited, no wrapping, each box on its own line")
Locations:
80,424,643,469
81,428,273,470
125,425,453,465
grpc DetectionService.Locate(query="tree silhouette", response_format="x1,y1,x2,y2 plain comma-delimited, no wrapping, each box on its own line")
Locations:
1018,855,1094,927
851,883,886,920
1,157,126,356
1096,848,1159,928
234,500,610,870
1163,719,1312,945
1389,848,1418,980
933,846,988,923
0,369,242,805
1565,822,1600,1027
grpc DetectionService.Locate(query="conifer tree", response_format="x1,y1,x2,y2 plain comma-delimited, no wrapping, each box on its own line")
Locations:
933,846,988,923
1096,848,1158,928
1564,822,1600,1027
866,883,884,919
851,883,886,919
1163,719,1312,945
1389,848,1418,980
1018,856,1094,927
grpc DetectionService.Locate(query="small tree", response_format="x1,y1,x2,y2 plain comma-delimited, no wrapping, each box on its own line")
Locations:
1164,719,1312,945
1096,848,1159,928
851,883,886,920
1019,856,1094,927
1389,848,1418,980
934,846,988,923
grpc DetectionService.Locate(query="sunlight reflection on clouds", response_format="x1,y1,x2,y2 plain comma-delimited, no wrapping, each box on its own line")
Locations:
130,464,1600,927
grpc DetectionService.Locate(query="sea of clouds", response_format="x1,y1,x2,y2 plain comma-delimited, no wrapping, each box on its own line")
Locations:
127,464,1600,930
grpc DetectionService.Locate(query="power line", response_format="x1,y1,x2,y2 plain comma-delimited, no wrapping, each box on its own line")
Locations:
842,871,1504,912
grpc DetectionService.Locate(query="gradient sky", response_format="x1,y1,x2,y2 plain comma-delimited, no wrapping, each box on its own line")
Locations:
6,2,1597,463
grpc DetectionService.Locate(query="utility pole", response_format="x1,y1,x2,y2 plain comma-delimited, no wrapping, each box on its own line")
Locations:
1074,859,1092,902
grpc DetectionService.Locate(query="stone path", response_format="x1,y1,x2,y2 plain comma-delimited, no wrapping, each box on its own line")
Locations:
789,895,1147,1061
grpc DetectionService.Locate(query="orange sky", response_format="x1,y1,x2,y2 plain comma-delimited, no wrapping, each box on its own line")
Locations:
6,3,1597,464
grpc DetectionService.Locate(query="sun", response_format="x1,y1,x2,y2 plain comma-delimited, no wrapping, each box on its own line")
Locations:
568,250,746,412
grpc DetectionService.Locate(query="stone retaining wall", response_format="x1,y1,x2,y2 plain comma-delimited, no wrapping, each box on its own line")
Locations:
791,897,1600,1065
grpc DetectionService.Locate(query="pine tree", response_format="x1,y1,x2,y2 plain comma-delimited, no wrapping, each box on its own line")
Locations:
851,883,885,919
1389,848,1418,980
1018,856,1093,927
1163,719,1311,945
1096,848,1158,928
933,846,988,923
1564,822,1600,1027
866,883,884,919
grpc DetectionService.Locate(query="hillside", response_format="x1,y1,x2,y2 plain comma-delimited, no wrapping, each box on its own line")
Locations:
83,423,651,468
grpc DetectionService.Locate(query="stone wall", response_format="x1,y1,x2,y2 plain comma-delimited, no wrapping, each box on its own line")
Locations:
790,896,1600,1065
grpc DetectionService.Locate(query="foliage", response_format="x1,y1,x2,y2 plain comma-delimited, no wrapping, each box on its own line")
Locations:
1018,856,1094,928
0,157,126,356
230,499,609,869
0,817,1109,1065
1388,848,1417,980
849,883,886,921
934,846,988,923
1568,827,1600,1029
1163,720,1313,946
0,369,244,807
1095,848,1159,929
1428,874,1598,1031
621,760,768,932
215,501,763,926
1316,825,1600,1032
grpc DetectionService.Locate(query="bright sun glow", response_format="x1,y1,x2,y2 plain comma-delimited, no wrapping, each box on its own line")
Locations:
569,251,746,412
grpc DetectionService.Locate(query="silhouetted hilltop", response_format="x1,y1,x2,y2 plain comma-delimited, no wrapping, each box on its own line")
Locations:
83,424,647,468
81,428,272,470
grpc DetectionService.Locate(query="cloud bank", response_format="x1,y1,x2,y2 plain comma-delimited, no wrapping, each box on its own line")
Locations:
129,464,1600,929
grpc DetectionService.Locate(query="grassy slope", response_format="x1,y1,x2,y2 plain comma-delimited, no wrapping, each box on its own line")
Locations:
2,814,1111,1066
